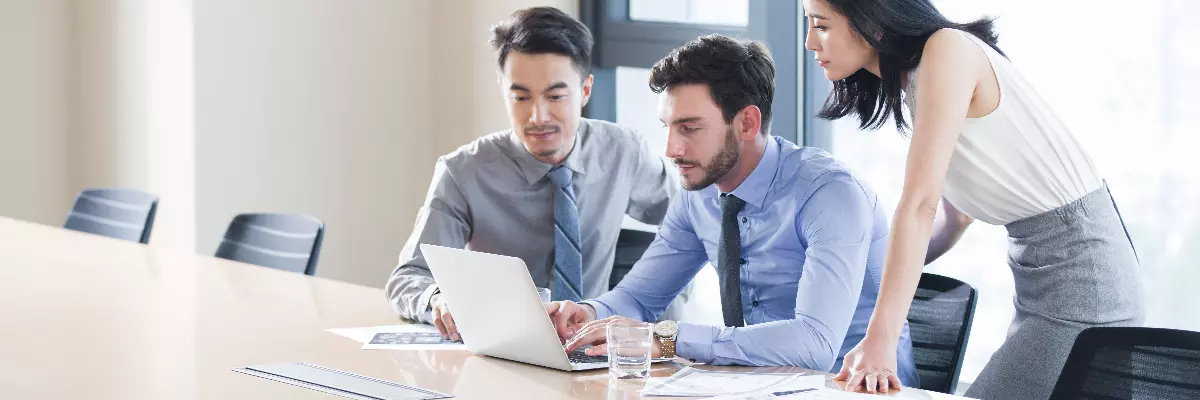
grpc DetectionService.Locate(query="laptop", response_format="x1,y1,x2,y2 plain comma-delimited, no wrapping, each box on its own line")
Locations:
420,243,665,371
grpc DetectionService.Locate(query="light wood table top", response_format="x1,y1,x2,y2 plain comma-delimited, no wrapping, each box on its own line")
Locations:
0,217,968,399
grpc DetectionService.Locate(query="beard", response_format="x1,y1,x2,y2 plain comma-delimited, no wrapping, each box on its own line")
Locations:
524,123,564,158
674,125,739,191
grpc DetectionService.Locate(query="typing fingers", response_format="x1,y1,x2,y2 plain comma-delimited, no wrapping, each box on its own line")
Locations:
584,342,609,356
564,318,613,351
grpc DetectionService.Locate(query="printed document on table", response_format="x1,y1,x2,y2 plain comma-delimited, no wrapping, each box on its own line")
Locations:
642,366,805,397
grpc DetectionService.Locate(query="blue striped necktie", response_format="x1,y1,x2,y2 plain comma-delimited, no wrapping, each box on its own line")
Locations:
548,166,582,302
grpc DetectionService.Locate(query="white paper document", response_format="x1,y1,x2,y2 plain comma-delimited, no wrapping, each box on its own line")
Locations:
707,387,881,400
327,325,404,344
362,331,467,351
326,324,467,350
698,375,827,399
641,367,812,397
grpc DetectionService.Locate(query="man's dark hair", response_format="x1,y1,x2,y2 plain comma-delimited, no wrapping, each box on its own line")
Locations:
490,7,593,78
649,34,775,134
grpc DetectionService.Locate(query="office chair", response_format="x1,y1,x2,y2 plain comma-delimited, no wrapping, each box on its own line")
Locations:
1050,327,1200,399
907,273,978,394
63,188,159,244
609,228,656,289
215,213,325,275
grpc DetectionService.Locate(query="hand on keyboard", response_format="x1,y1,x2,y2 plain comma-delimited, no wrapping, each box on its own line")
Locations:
567,348,608,364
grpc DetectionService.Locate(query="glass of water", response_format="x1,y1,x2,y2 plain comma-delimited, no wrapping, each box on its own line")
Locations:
606,320,653,379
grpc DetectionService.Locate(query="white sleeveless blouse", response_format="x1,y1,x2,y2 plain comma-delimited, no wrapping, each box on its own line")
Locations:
903,29,1102,225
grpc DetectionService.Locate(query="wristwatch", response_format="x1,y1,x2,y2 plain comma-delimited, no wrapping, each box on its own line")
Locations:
654,320,680,358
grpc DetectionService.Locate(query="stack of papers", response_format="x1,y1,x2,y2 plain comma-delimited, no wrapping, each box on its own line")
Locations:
233,362,453,400
642,367,824,397
707,387,890,399
700,374,921,400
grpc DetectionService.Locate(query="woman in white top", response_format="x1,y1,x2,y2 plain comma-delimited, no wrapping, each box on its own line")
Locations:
802,0,1143,398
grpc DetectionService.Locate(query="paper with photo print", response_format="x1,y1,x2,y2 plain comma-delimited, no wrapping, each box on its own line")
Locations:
361,330,467,351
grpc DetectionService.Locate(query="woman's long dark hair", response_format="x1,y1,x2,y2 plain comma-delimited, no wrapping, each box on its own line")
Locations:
816,0,1005,132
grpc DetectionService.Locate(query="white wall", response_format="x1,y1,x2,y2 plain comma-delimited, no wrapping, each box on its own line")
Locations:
194,0,576,288
0,0,74,226
194,0,437,287
144,0,197,252
2,0,579,288
70,0,195,252
71,0,149,192
0,0,194,251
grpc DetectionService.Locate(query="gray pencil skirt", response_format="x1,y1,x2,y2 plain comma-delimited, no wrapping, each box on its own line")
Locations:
963,185,1144,400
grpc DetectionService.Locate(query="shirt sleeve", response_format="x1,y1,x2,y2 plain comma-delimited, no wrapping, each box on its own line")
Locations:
385,157,472,323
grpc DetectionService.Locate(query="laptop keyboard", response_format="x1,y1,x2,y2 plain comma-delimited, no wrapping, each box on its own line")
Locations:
567,349,608,364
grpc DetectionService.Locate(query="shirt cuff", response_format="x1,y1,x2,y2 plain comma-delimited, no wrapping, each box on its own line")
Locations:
583,297,624,319
580,300,614,320
677,322,719,364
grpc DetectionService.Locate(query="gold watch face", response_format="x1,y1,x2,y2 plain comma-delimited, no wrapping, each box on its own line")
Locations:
654,320,679,337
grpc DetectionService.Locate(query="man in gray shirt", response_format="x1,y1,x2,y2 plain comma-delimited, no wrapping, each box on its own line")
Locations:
385,7,675,341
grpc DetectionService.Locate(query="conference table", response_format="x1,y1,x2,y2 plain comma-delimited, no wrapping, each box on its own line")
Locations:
0,217,970,399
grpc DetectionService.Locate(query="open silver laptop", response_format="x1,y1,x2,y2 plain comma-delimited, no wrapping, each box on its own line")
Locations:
421,243,660,371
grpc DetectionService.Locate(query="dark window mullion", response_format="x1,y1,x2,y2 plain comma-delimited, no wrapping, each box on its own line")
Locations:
801,17,833,150
583,0,801,145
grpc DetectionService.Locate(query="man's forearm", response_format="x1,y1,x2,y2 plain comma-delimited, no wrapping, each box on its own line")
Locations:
676,318,841,369
385,264,438,323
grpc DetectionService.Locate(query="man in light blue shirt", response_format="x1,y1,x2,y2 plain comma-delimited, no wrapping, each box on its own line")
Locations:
547,34,917,385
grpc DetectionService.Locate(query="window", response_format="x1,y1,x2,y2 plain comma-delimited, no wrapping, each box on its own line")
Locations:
629,0,750,27
581,0,798,143
615,66,674,233
822,0,1200,383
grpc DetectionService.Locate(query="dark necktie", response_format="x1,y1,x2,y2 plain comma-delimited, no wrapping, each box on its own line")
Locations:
718,193,746,327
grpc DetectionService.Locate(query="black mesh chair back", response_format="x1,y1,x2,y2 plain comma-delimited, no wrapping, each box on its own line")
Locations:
609,228,656,289
1050,327,1200,400
63,188,159,244
215,213,324,275
907,273,977,394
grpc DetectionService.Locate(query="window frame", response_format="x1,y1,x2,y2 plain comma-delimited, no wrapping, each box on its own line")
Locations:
580,0,808,145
